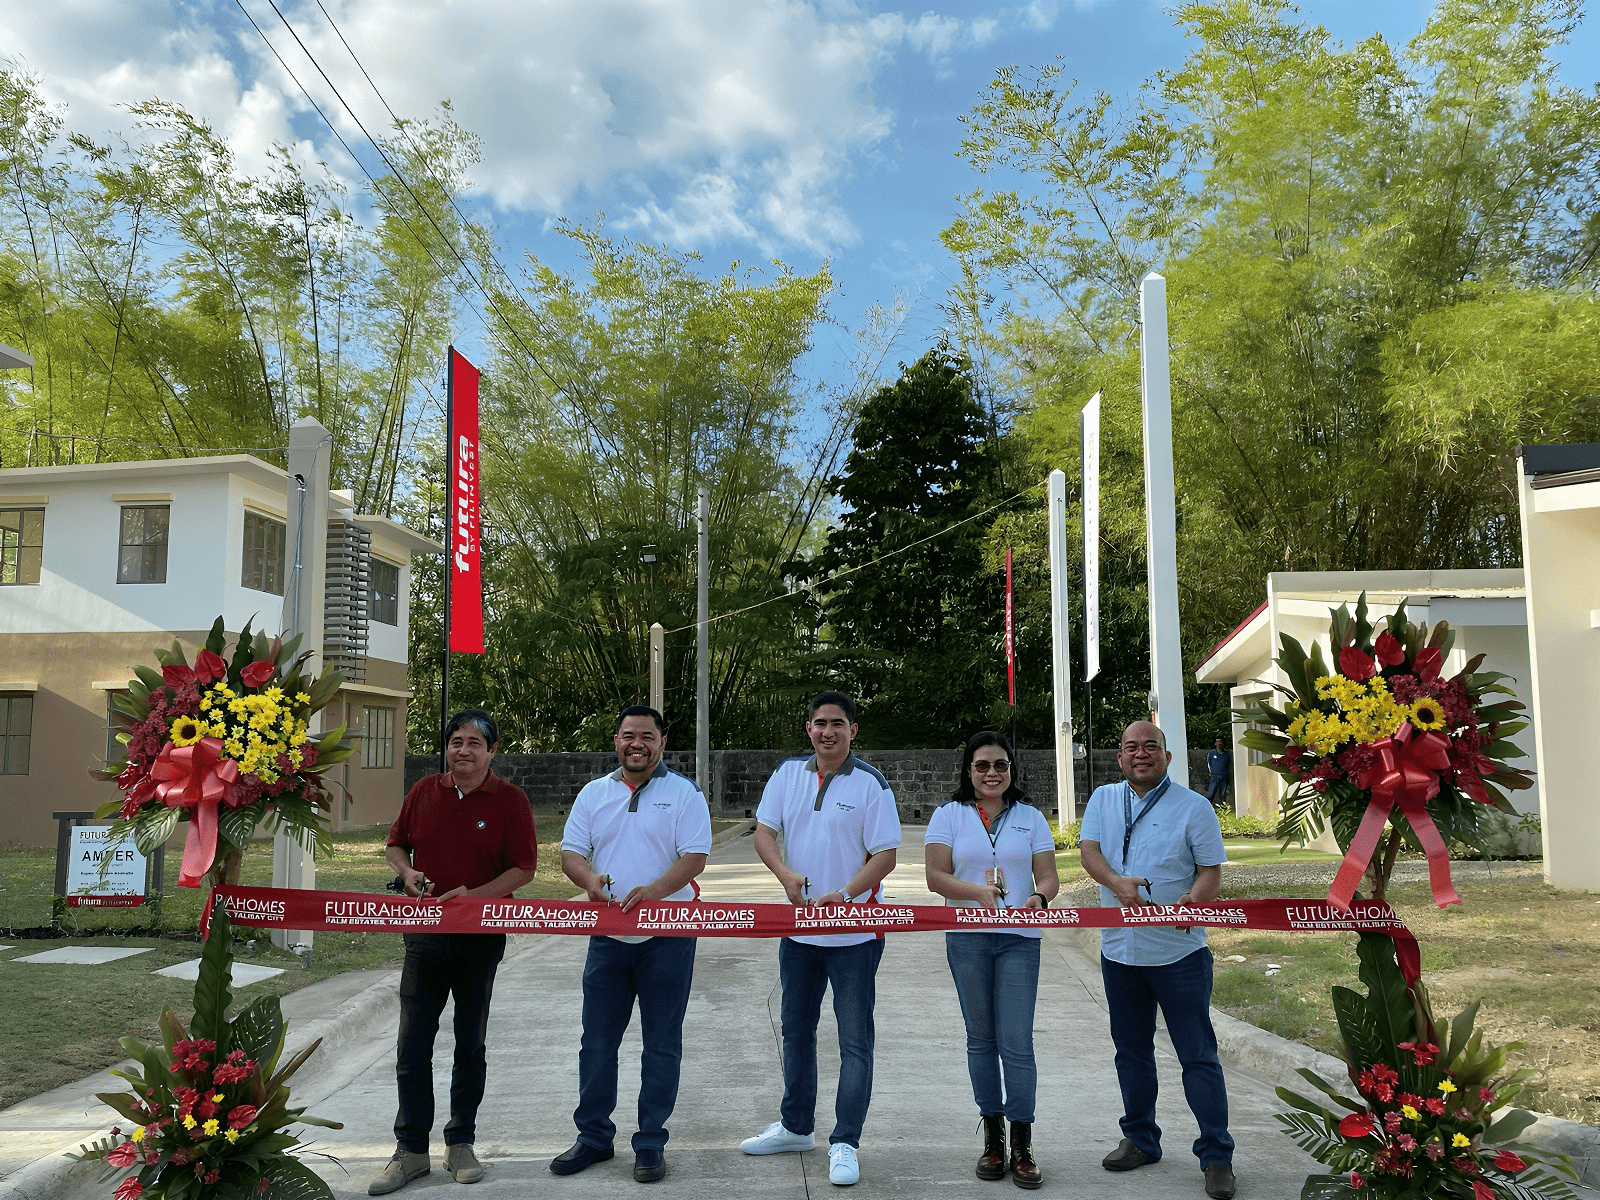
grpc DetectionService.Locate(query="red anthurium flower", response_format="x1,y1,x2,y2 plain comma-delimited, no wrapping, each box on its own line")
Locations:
228,1105,258,1131
1472,1183,1496,1200
1339,645,1377,682
1494,1150,1528,1173
1414,646,1443,683
1373,630,1405,666
114,1177,144,1200
106,1141,140,1167
1349,1170,1366,1190
162,664,196,689
240,660,276,688
194,649,227,685
1338,1113,1376,1139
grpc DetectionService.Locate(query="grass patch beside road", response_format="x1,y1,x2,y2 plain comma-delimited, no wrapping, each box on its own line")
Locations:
1209,876,1600,1126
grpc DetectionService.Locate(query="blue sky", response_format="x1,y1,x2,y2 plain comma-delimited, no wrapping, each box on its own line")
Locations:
10,0,1600,396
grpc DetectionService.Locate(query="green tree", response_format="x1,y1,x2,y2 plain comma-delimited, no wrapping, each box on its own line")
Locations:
944,0,1600,733
807,344,1014,747
405,225,838,753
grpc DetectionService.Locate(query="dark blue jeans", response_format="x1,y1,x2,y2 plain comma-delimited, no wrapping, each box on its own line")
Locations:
574,935,697,1153
394,932,506,1152
778,936,885,1148
944,932,1041,1122
1206,776,1230,805
1100,947,1233,1168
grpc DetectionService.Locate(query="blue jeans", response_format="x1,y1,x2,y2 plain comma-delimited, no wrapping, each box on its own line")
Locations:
394,933,506,1151
778,936,885,1148
574,935,697,1153
944,933,1041,1122
1206,776,1229,805
1100,947,1234,1167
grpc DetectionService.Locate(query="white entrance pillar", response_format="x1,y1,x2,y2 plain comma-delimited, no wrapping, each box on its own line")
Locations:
1047,469,1076,821
1139,273,1190,785
274,417,331,951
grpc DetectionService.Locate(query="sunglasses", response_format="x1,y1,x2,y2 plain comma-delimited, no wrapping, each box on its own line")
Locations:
971,759,1011,774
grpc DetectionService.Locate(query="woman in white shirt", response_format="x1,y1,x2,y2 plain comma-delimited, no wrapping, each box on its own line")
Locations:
925,732,1059,1190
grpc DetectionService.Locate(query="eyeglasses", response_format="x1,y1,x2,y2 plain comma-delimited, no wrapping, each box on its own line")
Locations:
1120,741,1163,755
971,759,1011,774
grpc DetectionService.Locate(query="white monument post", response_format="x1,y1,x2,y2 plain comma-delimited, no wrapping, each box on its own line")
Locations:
696,487,710,794
1047,470,1076,821
1139,273,1190,785
275,417,332,951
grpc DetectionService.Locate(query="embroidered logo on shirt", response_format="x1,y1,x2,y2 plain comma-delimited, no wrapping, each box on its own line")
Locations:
653,801,672,810
833,802,856,812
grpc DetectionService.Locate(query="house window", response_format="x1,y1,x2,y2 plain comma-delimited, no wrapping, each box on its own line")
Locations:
242,511,286,595
363,705,395,769
1,693,32,775
370,559,400,626
117,505,169,584
106,691,130,764
0,508,44,585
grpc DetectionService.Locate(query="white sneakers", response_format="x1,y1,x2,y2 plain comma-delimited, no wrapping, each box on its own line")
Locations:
828,1144,860,1186
740,1122,816,1155
740,1124,858,1186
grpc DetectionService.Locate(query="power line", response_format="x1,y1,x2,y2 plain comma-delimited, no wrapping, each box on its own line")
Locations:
661,479,1048,635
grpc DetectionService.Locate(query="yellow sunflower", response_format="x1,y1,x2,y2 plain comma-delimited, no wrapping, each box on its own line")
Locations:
1409,698,1447,731
169,715,206,747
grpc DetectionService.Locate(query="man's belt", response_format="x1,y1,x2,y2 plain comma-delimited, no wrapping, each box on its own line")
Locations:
205,886,1421,985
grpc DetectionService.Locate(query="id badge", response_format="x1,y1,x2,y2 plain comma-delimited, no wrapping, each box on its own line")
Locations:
986,866,1006,898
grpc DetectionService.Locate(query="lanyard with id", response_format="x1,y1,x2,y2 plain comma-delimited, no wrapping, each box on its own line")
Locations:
974,803,1012,902
1121,777,1172,897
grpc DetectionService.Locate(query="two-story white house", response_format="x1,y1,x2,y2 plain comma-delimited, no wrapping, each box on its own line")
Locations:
0,454,441,847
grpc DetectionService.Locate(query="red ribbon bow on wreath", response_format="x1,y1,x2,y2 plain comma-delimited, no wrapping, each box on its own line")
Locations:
1328,723,1460,912
150,737,242,888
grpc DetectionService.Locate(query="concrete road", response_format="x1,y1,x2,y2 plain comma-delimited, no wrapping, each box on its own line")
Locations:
299,829,1322,1199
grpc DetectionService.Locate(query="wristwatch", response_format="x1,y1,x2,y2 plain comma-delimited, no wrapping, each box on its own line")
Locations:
1029,891,1049,907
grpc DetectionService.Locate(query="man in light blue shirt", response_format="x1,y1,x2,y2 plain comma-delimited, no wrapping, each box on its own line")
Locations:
1078,721,1235,1200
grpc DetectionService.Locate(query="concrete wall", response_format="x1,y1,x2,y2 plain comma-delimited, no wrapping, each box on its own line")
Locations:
404,748,1215,825
1517,471,1600,890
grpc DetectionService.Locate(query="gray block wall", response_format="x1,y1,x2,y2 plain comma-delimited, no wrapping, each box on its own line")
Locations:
404,748,1214,823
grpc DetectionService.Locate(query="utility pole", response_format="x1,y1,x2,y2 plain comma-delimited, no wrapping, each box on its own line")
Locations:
696,487,710,794
1047,469,1076,823
276,417,331,954
1139,273,1190,785
649,622,665,714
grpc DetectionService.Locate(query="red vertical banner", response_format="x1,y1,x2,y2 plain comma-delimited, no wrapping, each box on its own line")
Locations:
1005,548,1015,706
448,348,484,654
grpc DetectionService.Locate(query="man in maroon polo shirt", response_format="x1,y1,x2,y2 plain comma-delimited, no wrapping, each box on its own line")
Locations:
370,709,538,1195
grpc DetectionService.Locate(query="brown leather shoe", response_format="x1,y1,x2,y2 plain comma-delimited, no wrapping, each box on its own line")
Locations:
1008,1121,1041,1190
976,1115,1006,1180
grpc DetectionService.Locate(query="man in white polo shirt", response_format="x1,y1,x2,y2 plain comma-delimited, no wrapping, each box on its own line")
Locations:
740,690,901,1187
550,706,712,1185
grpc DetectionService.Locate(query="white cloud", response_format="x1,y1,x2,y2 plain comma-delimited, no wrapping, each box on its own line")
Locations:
5,0,1047,254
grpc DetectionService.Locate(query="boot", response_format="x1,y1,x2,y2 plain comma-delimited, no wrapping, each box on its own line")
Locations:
1009,1121,1041,1190
976,1115,1006,1180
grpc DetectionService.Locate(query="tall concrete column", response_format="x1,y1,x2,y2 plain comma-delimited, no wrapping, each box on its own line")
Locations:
274,417,331,951
1047,470,1076,821
1139,273,1190,785
696,488,709,794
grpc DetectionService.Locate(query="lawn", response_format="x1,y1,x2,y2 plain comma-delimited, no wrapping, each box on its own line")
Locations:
1208,876,1600,1126
0,818,742,1111
1054,838,1342,886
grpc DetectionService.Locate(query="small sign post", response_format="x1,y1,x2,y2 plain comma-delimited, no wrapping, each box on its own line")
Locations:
65,826,147,907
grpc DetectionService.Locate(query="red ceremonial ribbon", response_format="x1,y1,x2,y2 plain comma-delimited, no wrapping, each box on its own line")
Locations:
150,738,241,888
1328,724,1459,913
202,886,1424,989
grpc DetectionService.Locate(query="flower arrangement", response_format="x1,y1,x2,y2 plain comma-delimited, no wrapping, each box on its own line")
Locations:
1277,933,1576,1200
1238,594,1533,908
71,907,343,1200
94,618,357,889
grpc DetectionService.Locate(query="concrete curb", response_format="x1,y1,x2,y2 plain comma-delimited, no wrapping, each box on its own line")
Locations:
712,818,756,848
0,972,402,1200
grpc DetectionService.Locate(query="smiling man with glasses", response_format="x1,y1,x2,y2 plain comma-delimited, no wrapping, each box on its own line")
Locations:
1077,720,1235,1200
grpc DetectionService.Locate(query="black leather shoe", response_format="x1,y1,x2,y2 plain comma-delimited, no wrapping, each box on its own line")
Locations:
1204,1162,1236,1199
549,1142,613,1176
632,1150,665,1183
1102,1138,1159,1171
